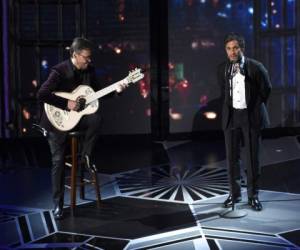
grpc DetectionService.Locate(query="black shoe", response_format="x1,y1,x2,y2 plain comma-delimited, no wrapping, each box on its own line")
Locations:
53,205,63,220
248,197,262,211
223,194,242,208
84,155,97,172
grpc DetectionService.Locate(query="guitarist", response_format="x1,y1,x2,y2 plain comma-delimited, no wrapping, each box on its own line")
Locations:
37,37,126,220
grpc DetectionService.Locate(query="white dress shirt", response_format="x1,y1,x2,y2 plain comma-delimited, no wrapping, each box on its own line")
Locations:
231,65,247,109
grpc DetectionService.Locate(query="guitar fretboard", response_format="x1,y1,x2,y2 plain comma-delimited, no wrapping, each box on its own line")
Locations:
85,79,127,104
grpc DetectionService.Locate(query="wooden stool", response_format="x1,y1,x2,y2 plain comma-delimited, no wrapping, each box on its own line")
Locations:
65,131,101,214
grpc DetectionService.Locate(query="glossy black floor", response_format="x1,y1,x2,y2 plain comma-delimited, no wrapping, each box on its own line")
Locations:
1,135,300,249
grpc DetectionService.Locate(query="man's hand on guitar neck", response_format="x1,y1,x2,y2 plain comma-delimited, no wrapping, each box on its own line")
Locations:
116,82,129,93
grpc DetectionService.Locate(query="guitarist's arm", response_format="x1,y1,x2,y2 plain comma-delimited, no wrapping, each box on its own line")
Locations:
90,69,127,99
37,69,69,110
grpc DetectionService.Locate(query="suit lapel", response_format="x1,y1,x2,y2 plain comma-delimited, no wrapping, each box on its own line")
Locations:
244,57,251,105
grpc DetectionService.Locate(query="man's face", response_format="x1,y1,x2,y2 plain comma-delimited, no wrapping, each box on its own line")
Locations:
225,40,243,63
73,49,92,70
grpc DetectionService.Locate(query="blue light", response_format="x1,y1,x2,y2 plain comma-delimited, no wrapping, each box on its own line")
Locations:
261,21,267,27
248,7,253,14
217,12,228,18
226,3,232,9
200,0,206,3
41,60,48,70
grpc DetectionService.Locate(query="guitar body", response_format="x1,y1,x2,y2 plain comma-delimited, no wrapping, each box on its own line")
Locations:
44,85,99,131
44,68,144,131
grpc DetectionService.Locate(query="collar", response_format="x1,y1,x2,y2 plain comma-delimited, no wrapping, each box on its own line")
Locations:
69,58,86,73
67,58,76,71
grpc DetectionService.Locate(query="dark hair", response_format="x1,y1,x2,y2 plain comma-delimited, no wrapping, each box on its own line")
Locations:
69,37,94,56
224,33,245,51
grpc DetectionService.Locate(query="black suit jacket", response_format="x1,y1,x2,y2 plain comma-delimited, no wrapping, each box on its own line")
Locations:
217,57,272,130
37,59,102,132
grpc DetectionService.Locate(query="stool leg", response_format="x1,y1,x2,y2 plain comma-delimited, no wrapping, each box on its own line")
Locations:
80,166,85,200
92,171,101,207
70,136,78,215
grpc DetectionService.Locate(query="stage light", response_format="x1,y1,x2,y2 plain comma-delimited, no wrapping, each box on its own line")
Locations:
217,12,227,18
32,80,37,87
118,14,125,21
275,24,280,28
191,41,198,49
145,108,151,117
248,7,253,14
179,79,189,88
200,40,215,48
168,62,175,70
22,128,27,133
203,111,217,120
140,91,148,98
272,9,277,14
114,47,122,54
22,108,30,120
261,21,267,27
182,83,188,88
226,3,231,9
41,60,48,69
139,81,149,98
169,109,183,120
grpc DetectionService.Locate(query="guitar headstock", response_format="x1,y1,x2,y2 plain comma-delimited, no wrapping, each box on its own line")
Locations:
126,68,144,84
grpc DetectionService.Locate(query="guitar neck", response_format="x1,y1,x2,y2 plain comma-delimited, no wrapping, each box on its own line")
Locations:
86,79,127,104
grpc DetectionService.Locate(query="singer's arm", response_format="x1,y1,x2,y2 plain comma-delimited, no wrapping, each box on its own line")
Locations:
257,63,272,104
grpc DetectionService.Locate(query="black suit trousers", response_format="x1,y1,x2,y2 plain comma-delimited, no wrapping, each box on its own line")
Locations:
47,112,101,207
224,109,261,199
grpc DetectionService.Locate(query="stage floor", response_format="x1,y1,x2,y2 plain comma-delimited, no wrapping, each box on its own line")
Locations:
1,136,300,249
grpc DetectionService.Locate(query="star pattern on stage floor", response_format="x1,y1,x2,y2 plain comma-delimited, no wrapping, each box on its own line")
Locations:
115,164,230,203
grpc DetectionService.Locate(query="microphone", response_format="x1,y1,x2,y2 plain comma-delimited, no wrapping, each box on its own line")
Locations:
227,62,235,97
227,62,234,80
230,63,234,79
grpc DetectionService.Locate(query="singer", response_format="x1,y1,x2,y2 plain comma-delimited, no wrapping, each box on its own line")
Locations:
217,33,272,211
